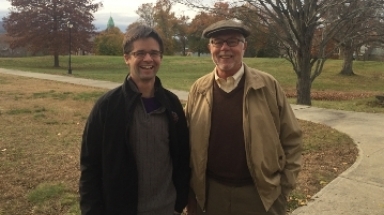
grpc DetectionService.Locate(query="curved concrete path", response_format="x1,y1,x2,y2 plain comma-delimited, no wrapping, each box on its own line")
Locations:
291,105,384,215
1,68,384,215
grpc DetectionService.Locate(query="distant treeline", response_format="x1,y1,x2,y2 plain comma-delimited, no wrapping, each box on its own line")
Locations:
0,21,5,33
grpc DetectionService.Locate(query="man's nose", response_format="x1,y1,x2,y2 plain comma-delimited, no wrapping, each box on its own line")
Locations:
143,52,153,60
220,42,231,49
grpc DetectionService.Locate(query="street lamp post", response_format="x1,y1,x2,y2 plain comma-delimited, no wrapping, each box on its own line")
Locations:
67,21,73,74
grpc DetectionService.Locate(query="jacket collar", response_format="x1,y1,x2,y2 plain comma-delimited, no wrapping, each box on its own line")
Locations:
122,75,165,95
122,75,170,110
243,63,265,90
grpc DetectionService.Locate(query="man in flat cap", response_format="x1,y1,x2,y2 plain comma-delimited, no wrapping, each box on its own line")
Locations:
184,19,303,215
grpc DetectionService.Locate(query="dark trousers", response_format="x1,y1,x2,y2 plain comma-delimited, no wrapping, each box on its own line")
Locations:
196,178,287,215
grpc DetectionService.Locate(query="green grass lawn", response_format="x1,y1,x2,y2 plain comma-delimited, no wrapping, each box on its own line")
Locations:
0,56,370,214
0,73,358,214
1,55,383,112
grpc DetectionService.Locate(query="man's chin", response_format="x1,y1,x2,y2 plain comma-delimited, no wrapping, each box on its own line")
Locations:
139,74,156,81
217,64,235,71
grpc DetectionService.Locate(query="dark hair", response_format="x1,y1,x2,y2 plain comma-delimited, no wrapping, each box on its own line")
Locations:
123,25,164,54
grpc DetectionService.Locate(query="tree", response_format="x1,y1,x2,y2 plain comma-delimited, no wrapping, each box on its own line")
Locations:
330,2,384,75
0,21,5,33
153,0,178,55
94,27,124,56
2,0,102,67
135,0,190,55
173,0,384,105
187,11,213,56
232,3,278,57
126,21,143,32
186,3,234,56
241,0,343,105
174,14,189,56
136,3,156,28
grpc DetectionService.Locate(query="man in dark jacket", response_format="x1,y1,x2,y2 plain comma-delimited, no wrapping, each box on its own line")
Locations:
79,25,190,215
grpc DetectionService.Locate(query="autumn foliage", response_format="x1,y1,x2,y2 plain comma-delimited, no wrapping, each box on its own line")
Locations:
94,27,124,56
2,0,102,67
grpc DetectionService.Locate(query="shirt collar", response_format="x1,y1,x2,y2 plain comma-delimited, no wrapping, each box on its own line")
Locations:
214,64,244,82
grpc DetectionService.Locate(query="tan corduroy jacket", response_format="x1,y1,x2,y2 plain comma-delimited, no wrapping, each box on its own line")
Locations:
184,64,303,211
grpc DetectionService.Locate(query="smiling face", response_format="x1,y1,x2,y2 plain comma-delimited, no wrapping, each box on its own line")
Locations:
209,30,247,78
123,37,162,84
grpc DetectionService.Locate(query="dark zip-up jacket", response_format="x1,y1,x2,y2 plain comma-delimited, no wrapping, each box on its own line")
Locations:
79,76,190,215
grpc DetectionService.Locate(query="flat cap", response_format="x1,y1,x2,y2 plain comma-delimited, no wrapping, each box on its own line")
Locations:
202,20,250,38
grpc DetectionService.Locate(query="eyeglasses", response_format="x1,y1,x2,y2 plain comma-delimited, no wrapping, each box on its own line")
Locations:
210,38,245,48
130,50,162,59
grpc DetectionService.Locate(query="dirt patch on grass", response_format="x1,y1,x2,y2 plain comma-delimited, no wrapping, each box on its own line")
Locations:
0,74,358,214
285,89,376,101
0,74,106,214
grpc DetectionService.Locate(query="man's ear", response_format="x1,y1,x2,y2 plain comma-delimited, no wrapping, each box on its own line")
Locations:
123,54,130,65
243,41,248,50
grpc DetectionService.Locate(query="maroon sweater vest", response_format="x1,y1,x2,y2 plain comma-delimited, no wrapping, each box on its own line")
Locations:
207,75,253,186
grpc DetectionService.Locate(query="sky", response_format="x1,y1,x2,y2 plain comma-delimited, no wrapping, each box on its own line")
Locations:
0,0,200,31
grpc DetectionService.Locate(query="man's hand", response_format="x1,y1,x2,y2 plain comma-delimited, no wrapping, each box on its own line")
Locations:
185,193,197,215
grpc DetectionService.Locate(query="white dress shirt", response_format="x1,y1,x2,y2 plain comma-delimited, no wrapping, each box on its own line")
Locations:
214,64,244,93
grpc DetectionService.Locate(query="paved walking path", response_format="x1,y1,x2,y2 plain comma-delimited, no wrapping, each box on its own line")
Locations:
1,68,384,215
291,106,384,215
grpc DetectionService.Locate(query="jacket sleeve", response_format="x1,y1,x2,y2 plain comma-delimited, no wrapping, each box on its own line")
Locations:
276,84,303,197
79,101,105,215
171,95,191,213
184,83,196,127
